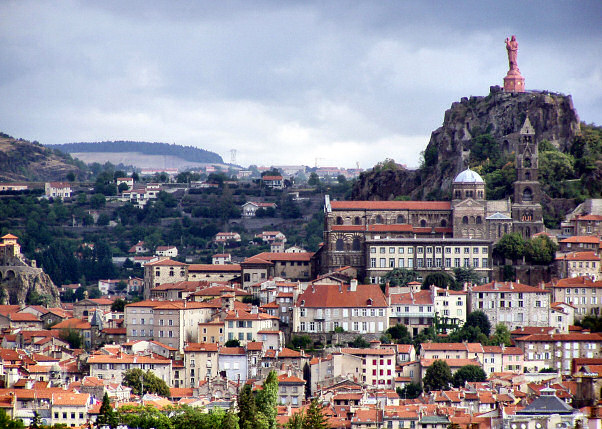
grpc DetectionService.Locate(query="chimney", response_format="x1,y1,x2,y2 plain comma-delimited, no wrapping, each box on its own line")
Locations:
385,282,390,297
350,279,358,292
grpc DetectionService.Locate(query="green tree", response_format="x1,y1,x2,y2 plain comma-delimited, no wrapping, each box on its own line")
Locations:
452,365,487,388
465,311,491,337
489,323,512,346
237,384,258,429
116,404,172,429
225,339,241,347
30,411,42,429
349,336,370,348
494,233,526,263
308,172,320,186
525,235,558,265
111,298,127,312
118,182,130,193
453,267,481,289
0,408,24,429
96,393,118,429
380,268,418,287
422,272,455,290
291,335,312,350
122,369,170,397
59,328,83,349
385,324,413,344
423,360,452,392
304,398,330,429
255,371,278,429
396,382,423,399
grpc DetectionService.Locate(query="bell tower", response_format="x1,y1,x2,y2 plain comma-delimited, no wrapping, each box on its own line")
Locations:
512,117,544,238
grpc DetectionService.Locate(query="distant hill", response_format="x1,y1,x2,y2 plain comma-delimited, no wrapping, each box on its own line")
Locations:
48,141,224,165
0,132,87,182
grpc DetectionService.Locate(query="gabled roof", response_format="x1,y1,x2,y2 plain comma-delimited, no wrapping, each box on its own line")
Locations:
556,251,599,261
297,283,387,308
330,201,451,211
471,281,548,293
184,343,219,352
516,332,602,342
486,212,512,220
560,236,600,244
145,259,187,267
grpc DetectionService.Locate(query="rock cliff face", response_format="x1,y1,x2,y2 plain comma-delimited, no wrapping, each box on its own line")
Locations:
352,88,581,201
0,263,61,307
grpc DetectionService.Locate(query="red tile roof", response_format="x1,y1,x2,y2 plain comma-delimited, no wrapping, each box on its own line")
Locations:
297,283,387,308
548,276,602,288
390,290,433,305
560,236,600,243
341,347,395,356
515,332,602,342
556,251,599,261
244,252,314,263
188,264,241,272
471,281,548,293
145,259,187,267
330,201,451,210
219,347,246,355
184,343,219,352
576,215,602,221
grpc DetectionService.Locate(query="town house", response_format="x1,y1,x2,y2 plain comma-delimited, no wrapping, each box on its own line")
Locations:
555,251,600,280
183,342,219,388
87,352,172,385
548,276,602,318
293,280,388,334
514,331,602,373
241,252,314,288
468,281,551,331
224,307,279,345
340,347,396,388
143,259,188,299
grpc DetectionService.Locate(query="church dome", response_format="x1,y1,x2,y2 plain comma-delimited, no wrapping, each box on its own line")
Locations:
454,168,484,184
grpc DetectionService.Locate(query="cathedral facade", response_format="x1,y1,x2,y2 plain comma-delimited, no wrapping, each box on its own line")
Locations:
319,117,544,283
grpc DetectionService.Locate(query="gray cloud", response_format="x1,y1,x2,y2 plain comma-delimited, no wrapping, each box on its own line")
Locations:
0,0,600,168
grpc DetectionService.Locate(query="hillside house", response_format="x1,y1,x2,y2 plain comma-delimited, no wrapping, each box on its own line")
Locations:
242,201,277,217
44,182,71,199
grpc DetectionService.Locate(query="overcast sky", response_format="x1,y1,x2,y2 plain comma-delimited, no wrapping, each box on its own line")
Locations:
0,1,600,169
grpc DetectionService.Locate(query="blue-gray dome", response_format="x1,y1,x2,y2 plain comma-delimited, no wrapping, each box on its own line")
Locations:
454,168,484,183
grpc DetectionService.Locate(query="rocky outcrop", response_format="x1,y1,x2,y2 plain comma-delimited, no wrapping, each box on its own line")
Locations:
0,262,61,307
0,134,86,182
352,88,581,201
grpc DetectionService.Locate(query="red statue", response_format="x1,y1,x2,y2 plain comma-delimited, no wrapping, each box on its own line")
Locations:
505,35,519,71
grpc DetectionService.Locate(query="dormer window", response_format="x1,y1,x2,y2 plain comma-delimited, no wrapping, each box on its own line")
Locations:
367,298,373,306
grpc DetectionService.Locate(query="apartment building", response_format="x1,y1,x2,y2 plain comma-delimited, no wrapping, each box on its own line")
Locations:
340,347,396,388
555,251,600,280
468,281,551,331
309,352,363,395
143,259,188,299
548,276,602,318
514,332,602,373
224,308,279,345
277,374,305,406
87,353,172,385
293,281,388,334
183,342,219,388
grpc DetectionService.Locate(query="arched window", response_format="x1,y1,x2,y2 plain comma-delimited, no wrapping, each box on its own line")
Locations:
352,238,361,251
335,239,344,251
525,227,531,238
525,171,531,180
420,220,427,228
440,219,447,227
336,216,343,225
524,157,532,168
476,216,482,224
396,215,405,224
455,190,462,199
504,224,508,233
375,215,383,224
354,217,362,225
478,191,483,199
462,216,468,225
522,188,533,202
498,225,502,237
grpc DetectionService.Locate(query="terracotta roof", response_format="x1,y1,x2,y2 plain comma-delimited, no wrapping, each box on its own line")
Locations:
52,318,91,330
330,201,451,210
390,290,433,305
576,215,602,221
471,281,548,293
188,264,241,272
341,347,395,356
88,354,170,364
515,332,602,342
1,234,18,239
192,285,250,296
278,348,303,358
145,259,187,267
184,343,219,352
556,251,599,261
421,358,481,367
244,252,314,263
9,313,40,322
52,392,89,406
560,236,600,243
219,347,246,355
277,374,305,384
246,342,263,351
297,283,387,308
503,347,525,355
548,276,602,288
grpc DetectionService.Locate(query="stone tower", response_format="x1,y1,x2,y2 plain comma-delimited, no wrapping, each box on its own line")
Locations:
511,117,544,238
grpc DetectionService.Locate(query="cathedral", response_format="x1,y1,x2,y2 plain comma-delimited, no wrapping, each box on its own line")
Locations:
318,117,545,283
